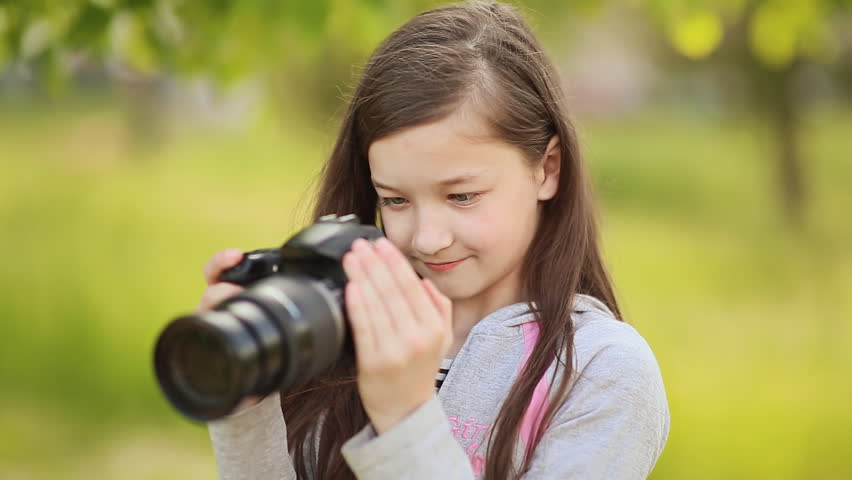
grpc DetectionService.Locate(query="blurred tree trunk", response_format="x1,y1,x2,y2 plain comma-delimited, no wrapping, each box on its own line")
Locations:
765,61,805,227
120,75,168,158
719,10,808,229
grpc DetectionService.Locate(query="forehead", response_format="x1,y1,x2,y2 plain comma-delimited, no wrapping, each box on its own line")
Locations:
368,113,527,187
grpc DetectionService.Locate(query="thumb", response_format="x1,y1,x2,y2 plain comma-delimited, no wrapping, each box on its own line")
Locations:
421,278,452,325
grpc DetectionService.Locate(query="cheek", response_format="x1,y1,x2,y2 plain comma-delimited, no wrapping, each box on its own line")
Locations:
463,191,538,253
455,205,506,253
379,213,412,252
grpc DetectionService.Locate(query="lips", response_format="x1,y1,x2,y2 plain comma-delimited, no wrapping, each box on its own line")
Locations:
424,257,467,272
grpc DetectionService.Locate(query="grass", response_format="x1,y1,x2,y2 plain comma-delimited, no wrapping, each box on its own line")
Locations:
0,95,849,479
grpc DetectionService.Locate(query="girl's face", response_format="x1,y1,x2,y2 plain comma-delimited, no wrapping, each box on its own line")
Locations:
368,111,560,310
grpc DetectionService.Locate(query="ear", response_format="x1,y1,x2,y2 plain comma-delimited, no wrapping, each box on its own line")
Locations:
535,135,561,201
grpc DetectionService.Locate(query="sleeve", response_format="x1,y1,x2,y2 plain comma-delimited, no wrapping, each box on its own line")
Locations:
341,395,475,479
520,325,671,479
207,393,298,480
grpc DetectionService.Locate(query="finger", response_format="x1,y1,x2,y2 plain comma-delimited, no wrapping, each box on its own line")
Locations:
355,239,419,342
344,282,377,364
422,278,452,330
421,278,453,355
195,282,244,313
342,244,396,352
374,237,441,328
203,249,244,286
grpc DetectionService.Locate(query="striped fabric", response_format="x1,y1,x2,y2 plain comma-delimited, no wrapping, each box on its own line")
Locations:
435,358,454,391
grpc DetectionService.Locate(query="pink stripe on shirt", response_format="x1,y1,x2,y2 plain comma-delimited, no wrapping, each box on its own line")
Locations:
519,322,552,456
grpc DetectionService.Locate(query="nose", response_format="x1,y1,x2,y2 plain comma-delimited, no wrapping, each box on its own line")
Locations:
411,209,453,257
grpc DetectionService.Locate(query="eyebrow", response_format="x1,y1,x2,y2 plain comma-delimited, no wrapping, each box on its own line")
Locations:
372,172,485,191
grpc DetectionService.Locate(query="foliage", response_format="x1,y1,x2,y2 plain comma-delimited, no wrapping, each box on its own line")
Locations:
0,0,421,86
641,0,852,68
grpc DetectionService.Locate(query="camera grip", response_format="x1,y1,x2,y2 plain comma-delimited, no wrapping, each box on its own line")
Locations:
218,248,282,286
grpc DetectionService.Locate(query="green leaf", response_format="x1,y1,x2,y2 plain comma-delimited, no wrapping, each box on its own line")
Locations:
64,4,111,50
0,5,9,35
0,37,8,73
799,10,839,64
20,17,53,58
670,10,724,59
750,1,798,68
109,9,158,74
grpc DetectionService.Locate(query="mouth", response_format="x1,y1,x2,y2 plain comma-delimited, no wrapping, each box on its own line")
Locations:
423,257,468,273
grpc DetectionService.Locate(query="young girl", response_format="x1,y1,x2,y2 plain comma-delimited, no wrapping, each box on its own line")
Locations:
198,1,670,478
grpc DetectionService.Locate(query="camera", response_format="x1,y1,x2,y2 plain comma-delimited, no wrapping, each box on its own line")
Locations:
153,214,384,421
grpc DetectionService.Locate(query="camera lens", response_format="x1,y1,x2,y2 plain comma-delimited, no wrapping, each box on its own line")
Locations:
155,309,261,421
154,275,346,421
173,329,231,398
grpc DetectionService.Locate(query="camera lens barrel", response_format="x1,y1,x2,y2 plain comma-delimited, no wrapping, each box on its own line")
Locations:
154,274,345,421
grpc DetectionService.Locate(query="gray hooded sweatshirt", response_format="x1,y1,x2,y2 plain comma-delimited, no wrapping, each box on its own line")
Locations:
207,294,671,479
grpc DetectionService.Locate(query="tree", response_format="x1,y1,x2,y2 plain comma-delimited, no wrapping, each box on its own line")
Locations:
641,0,852,226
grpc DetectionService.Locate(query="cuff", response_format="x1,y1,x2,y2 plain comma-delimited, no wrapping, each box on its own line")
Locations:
341,396,473,479
207,393,286,440
206,394,293,480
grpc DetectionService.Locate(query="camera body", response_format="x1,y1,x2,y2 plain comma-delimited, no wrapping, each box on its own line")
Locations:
153,214,384,421
219,213,379,287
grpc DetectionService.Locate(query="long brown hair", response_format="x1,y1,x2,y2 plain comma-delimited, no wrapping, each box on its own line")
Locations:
280,1,621,478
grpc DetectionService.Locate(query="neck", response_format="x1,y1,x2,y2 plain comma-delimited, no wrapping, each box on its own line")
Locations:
445,266,524,357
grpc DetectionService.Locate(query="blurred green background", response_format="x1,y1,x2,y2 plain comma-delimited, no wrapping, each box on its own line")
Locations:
1,0,851,479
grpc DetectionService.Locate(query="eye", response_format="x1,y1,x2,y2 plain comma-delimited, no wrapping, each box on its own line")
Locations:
379,197,408,208
449,193,480,205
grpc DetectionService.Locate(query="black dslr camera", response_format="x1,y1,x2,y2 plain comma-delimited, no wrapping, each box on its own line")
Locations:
153,214,384,421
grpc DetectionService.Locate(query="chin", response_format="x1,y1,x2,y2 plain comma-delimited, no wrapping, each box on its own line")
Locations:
431,279,479,302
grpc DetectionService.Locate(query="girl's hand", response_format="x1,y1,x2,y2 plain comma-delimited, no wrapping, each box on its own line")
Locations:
342,237,453,434
197,248,245,313
197,249,264,414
